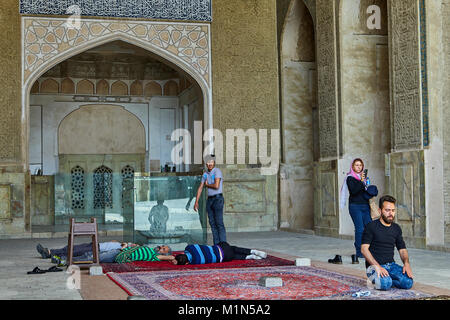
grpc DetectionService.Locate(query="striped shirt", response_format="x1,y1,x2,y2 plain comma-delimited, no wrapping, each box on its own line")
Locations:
114,246,160,264
184,244,223,264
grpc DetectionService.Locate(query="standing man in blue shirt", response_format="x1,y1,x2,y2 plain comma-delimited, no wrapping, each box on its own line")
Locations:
194,154,226,245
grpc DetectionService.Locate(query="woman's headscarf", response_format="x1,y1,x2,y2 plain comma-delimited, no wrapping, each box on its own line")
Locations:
339,158,364,209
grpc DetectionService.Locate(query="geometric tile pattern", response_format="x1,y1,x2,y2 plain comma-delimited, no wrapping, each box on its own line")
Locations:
20,0,212,22
23,18,210,87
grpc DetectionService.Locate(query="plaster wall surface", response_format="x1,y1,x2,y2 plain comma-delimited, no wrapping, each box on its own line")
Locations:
210,0,280,232
442,0,450,246
29,94,179,175
424,0,446,246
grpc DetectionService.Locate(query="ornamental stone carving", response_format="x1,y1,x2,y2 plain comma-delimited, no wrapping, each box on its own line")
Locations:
0,1,20,162
316,0,339,159
388,0,423,150
20,0,212,22
23,18,211,88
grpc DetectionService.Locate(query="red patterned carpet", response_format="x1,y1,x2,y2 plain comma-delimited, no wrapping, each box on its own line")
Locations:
101,254,294,273
106,266,433,300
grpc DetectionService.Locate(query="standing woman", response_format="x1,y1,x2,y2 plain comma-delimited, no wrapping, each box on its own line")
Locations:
345,158,372,263
330,158,372,265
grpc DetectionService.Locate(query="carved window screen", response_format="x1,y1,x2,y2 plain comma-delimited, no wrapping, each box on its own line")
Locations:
93,165,113,209
121,165,135,209
71,166,85,209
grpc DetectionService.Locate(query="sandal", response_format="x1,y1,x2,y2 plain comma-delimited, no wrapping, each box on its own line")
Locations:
47,266,63,272
27,267,47,274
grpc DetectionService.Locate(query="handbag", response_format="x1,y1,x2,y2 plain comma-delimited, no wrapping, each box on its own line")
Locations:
369,198,380,220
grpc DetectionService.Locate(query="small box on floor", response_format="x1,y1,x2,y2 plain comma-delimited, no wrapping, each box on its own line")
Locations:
295,258,311,266
259,276,283,287
89,266,103,276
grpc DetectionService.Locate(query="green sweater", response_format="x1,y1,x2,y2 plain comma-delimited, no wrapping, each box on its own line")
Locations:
114,246,160,263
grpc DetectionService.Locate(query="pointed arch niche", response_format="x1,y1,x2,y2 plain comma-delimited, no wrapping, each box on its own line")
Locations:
22,17,213,171
279,0,317,232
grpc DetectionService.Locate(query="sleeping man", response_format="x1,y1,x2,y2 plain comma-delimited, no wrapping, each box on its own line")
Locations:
171,242,267,265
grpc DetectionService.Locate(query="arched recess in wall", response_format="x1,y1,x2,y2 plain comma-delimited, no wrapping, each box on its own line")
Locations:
130,80,143,96
22,18,213,169
40,79,59,94
76,79,95,94
96,80,109,95
58,104,146,155
163,80,179,96
111,80,128,96
279,0,317,232
144,81,162,97
61,78,75,94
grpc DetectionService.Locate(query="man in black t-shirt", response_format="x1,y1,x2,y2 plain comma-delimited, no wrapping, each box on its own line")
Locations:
361,195,414,291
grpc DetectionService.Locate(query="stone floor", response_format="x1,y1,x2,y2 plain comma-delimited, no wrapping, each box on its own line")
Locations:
1,230,449,299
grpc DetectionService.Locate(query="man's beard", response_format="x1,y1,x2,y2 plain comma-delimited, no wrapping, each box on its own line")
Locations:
381,213,394,224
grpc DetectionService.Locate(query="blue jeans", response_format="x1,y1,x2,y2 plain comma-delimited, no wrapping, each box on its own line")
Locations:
366,262,414,290
72,249,121,263
206,194,226,245
349,203,372,258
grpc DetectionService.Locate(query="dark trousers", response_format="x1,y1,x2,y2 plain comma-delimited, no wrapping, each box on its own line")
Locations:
50,242,94,257
218,242,251,262
206,194,226,245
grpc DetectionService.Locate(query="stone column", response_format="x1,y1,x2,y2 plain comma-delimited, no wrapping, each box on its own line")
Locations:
0,0,30,237
387,0,445,248
313,0,341,236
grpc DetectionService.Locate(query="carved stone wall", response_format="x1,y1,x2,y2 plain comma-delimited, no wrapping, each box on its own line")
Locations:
314,160,339,237
210,0,279,232
211,0,279,134
316,0,339,160
20,0,212,22
388,0,423,151
387,151,426,248
0,0,21,163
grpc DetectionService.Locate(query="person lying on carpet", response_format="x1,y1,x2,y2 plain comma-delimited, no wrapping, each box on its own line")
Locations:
36,240,133,260
37,241,171,265
114,244,174,263
171,242,268,265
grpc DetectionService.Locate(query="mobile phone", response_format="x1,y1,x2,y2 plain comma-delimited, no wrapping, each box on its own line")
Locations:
364,169,368,176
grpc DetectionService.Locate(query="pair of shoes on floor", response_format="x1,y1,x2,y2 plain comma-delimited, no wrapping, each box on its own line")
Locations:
36,243,51,259
328,254,363,264
328,255,343,264
27,266,63,274
251,249,268,259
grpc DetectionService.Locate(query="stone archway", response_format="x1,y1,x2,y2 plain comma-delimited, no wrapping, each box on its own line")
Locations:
21,17,213,168
279,0,316,232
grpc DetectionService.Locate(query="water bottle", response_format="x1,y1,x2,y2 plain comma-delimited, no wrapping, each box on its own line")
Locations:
366,177,371,186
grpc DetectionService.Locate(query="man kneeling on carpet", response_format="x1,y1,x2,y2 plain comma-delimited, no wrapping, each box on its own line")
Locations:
361,195,414,291
171,242,268,265
114,244,174,263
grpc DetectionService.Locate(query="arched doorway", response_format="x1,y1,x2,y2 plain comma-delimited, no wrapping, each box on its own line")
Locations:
22,17,212,168
23,18,211,230
279,0,317,232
